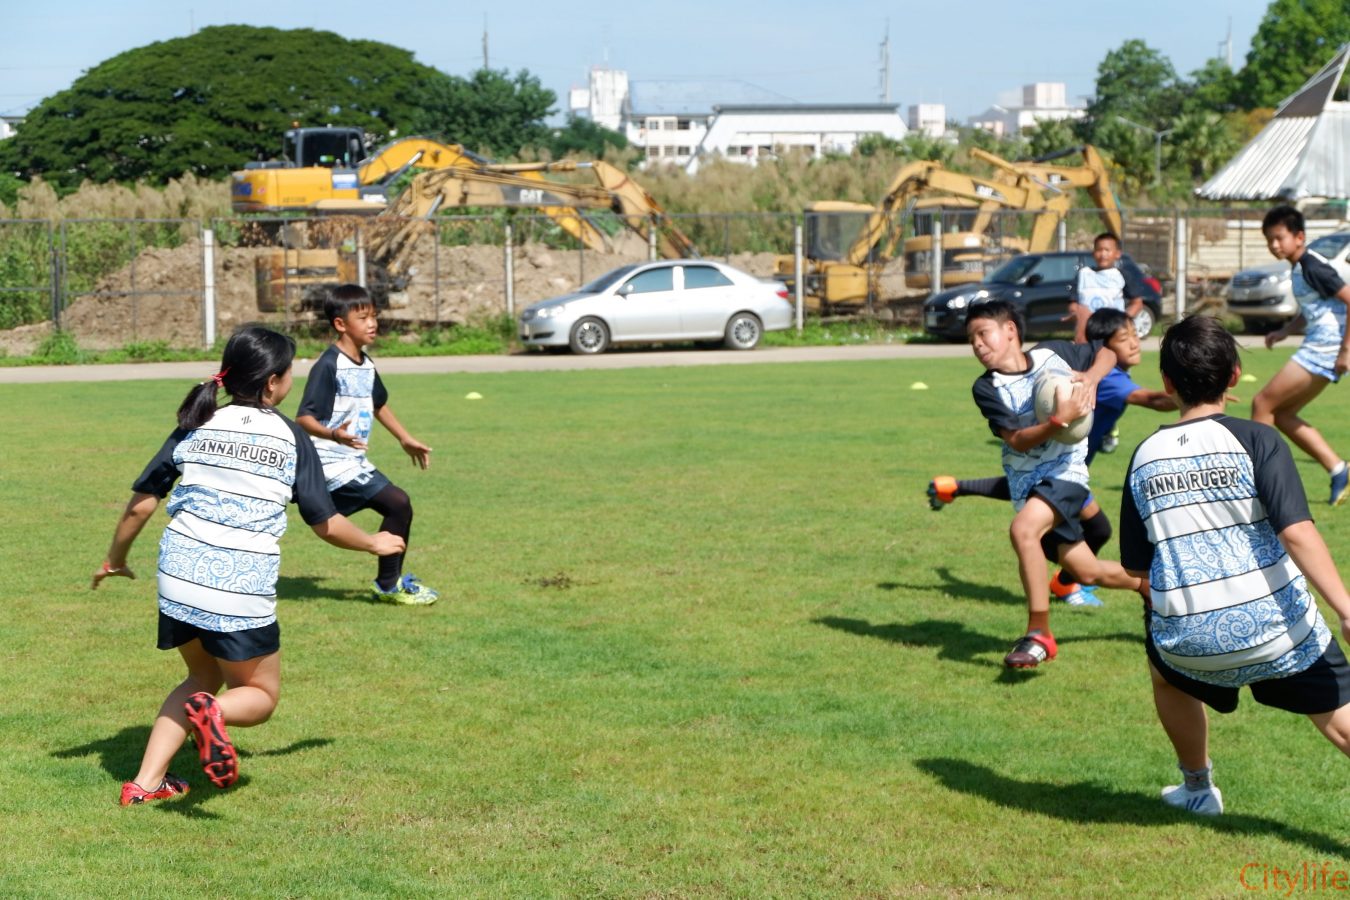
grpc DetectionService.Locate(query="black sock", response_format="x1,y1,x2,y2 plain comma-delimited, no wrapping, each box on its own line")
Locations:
956,476,1011,501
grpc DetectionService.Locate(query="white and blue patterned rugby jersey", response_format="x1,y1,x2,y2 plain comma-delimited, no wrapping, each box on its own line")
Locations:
132,404,335,630
1074,267,1127,313
296,344,390,492
972,341,1098,508
1120,415,1330,687
1291,250,1348,362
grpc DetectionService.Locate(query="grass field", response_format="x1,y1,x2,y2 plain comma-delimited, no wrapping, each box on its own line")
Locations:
4,347,1350,897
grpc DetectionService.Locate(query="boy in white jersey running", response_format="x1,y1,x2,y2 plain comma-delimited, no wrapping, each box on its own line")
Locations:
296,284,439,605
1251,205,1350,506
1120,315,1350,816
966,300,1145,668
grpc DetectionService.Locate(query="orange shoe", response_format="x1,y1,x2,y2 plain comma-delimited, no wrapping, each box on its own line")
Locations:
927,476,958,510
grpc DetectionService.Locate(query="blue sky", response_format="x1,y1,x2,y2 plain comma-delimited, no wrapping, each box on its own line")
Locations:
2,1,1271,120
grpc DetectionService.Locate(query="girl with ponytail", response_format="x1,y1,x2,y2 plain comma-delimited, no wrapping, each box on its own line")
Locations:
92,325,405,806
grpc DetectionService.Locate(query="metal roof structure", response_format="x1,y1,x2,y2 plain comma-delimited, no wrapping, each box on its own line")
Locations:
1198,44,1350,201
626,80,796,116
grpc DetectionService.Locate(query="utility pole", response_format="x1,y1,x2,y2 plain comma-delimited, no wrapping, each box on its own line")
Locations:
482,15,489,69
878,20,891,103
1116,115,1173,186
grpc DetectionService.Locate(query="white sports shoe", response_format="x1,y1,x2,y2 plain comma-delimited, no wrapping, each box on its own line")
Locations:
1161,782,1224,816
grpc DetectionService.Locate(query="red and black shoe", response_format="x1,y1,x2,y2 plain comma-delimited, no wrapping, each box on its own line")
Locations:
184,691,238,788
1003,630,1058,668
120,773,190,806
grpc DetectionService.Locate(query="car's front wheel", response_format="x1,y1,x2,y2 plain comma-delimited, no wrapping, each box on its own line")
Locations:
724,312,762,350
569,317,610,355
1132,305,1156,339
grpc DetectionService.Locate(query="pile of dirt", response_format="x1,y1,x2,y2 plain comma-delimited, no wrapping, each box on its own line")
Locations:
0,227,910,354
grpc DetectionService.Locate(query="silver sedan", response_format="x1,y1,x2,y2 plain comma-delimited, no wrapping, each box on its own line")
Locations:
519,259,794,354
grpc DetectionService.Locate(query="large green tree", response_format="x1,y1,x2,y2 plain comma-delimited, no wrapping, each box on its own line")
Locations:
1237,0,1350,108
405,68,556,157
546,115,628,159
0,25,454,191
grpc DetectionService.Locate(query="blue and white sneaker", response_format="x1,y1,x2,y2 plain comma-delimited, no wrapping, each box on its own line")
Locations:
1061,584,1102,607
1161,782,1223,816
1101,427,1120,454
1331,464,1349,506
372,574,439,606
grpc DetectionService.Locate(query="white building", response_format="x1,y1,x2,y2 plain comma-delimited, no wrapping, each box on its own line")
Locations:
968,83,1084,137
568,67,907,170
907,103,947,139
0,116,20,140
688,104,907,173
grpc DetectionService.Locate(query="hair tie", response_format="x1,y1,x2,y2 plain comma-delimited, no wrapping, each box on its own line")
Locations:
209,367,230,387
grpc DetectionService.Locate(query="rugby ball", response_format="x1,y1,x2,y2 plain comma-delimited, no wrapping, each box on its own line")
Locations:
1033,371,1093,444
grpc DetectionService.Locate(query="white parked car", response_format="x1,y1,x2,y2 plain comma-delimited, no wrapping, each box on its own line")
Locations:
518,259,794,354
1227,231,1350,333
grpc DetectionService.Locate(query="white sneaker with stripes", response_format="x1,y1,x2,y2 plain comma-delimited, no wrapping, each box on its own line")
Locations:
1161,782,1223,816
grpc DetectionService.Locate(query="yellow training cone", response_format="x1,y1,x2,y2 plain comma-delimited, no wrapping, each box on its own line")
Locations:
911,382,929,390
465,391,483,400
1240,374,1257,383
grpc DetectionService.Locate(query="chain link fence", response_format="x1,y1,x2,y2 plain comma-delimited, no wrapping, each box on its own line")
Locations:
0,207,1341,352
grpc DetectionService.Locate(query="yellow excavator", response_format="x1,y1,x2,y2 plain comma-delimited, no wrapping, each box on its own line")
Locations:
774,145,1121,307
254,154,698,311
903,145,1122,290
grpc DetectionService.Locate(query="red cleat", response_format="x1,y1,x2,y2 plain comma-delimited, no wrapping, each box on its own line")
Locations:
1004,631,1058,668
120,773,190,806
185,692,238,788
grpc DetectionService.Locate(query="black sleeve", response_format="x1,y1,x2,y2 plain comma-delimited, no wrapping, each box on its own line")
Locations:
373,369,389,410
131,428,190,497
285,417,338,526
972,376,1018,437
1222,418,1312,531
1302,254,1347,300
1033,339,1104,372
1120,262,1149,299
1118,454,1154,572
296,348,338,422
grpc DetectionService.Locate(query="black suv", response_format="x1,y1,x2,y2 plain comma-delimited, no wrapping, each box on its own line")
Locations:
922,251,1162,341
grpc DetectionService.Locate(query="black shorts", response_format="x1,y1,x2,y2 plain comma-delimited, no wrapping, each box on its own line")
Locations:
1026,479,1089,555
1144,604,1350,715
157,612,281,662
330,469,393,516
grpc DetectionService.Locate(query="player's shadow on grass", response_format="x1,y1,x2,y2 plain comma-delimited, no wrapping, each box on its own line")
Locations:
877,566,1023,605
53,728,334,818
916,757,1347,858
277,574,377,604
815,616,1142,674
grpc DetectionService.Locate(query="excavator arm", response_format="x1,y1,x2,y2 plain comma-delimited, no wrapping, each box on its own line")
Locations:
971,145,1123,244
846,163,1045,266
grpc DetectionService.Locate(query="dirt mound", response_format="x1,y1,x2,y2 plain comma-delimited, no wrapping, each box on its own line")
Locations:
0,229,869,352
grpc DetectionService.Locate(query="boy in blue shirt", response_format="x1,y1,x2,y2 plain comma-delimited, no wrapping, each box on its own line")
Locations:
1120,315,1350,816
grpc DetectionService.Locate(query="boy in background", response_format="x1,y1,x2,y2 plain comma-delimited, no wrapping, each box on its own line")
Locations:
296,284,439,605
1120,315,1350,816
965,300,1144,667
1066,232,1149,344
1252,204,1350,505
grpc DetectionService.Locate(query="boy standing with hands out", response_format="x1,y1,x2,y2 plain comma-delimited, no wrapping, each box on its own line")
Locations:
296,284,439,605
966,300,1145,668
1120,316,1350,816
